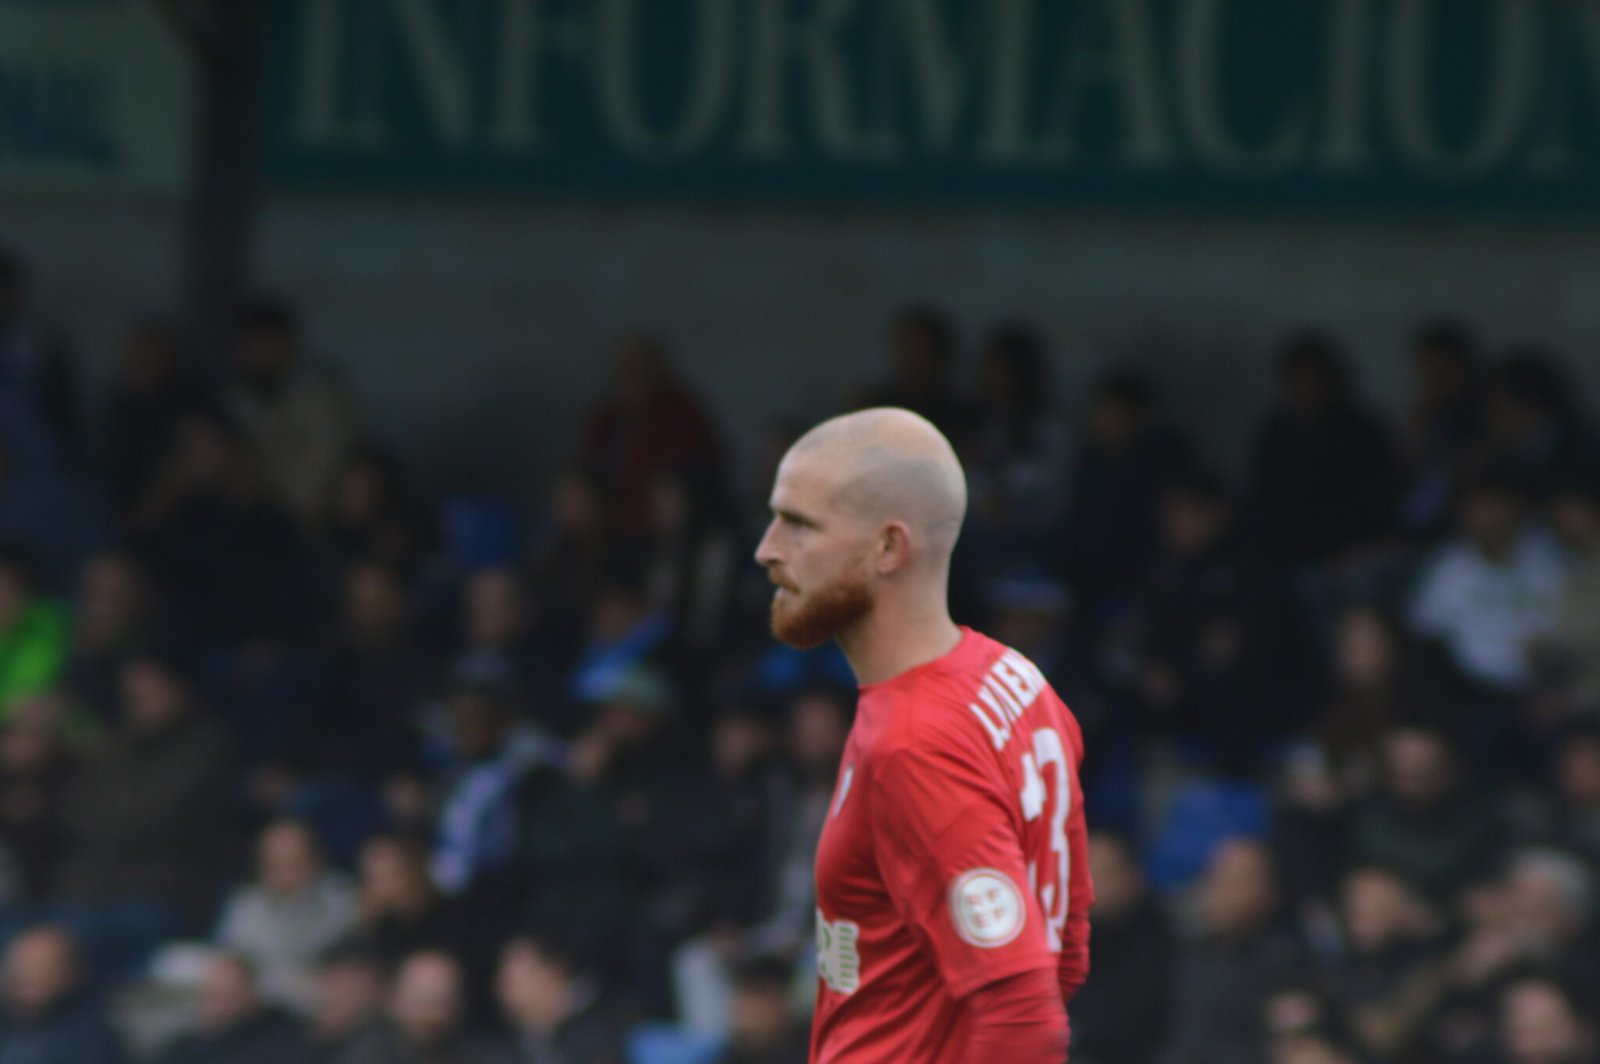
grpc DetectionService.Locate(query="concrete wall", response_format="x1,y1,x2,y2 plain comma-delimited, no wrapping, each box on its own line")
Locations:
7,194,1600,498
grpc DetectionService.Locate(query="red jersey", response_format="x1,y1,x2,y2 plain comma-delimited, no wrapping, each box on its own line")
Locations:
810,627,1093,1063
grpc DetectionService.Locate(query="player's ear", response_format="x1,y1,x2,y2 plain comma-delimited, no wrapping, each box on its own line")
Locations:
877,521,912,575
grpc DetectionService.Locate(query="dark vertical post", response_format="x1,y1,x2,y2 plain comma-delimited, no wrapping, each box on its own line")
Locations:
157,0,264,368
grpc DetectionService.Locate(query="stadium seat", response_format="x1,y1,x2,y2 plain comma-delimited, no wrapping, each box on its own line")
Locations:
628,1024,726,1064
1144,779,1269,892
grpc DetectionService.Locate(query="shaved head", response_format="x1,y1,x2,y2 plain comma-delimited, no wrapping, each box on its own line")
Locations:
787,408,967,565
757,407,969,660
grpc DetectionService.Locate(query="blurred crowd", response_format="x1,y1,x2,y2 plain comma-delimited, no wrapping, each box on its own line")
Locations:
0,243,1598,1064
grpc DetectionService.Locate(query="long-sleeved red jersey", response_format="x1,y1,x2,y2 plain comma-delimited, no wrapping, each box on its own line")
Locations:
810,627,1094,1063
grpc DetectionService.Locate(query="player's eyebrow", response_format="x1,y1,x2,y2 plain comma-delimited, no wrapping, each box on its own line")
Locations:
773,506,821,529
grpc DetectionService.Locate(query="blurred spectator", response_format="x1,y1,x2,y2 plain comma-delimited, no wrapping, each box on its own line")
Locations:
0,427,110,595
1071,833,1175,1064
1125,468,1292,773
1275,611,1468,909
151,952,312,1064
1160,839,1305,1064
958,325,1064,579
223,298,357,525
580,334,724,538
1347,727,1503,905
1497,852,1599,996
1474,349,1599,503
639,470,738,655
1527,723,1600,869
0,695,77,901
1334,867,1449,1061
99,319,210,518
318,445,438,576
1273,740,1352,918
130,407,318,649
346,836,463,976
214,820,359,1015
1498,975,1597,1064
0,249,77,464
55,649,235,944
1426,847,1598,1064
1399,319,1483,537
1250,330,1397,569
568,572,674,709
1262,986,1355,1064
493,929,630,1064
354,950,494,1064
266,561,428,802
1311,607,1459,796
521,665,678,946
0,926,122,1062
1058,368,1190,610
62,551,155,726
660,704,790,942
712,956,806,1064
984,577,1077,684
306,943,389,1063
852,304,972,441
1408,472,1567,696
1533,476,1600,715
674,687,848,1035
528,469,611,640
753,687,850,951
0,545,69,719
453,566,556,718
1269,1034,1361,1064
426,665,558,902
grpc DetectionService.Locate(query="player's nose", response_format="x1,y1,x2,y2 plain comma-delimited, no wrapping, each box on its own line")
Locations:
754,520,780,568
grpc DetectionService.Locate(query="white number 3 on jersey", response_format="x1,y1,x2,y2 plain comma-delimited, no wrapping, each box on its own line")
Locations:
1018,727,1071,951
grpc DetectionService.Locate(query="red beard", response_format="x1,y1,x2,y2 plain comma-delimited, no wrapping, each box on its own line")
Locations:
769,570,874,649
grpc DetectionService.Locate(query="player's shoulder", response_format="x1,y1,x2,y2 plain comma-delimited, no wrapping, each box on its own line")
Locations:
866,630,1036,761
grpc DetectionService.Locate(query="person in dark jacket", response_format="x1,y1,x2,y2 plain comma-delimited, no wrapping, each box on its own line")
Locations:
0,694,76,902
1058,368,1191,611
307,944,390,1064
0,926,122,1063
1334,867,1451,1063
129,407,318,649
55,648,235,955
1496,975,1598,1064
346,950,496,1064
1347,727,1504,907
492,928,630,1064
1160,840,1308,1064
344,835,465,977
1250,330,1398,570
98,318,210,520
711,956,808,1064
153,953,312,1064
1128,468,1300,774
1071,833,1177,1064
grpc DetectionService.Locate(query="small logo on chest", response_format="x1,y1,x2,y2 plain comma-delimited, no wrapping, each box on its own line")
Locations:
832,765,855,816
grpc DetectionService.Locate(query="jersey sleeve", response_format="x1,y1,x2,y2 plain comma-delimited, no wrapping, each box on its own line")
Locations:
1058,711,1094,1005
869,728,1057,999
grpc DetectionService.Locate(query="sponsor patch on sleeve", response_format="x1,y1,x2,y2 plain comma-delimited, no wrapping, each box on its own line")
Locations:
948,868,1025,948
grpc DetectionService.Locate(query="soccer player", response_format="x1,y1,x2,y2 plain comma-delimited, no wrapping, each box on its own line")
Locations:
755,408,1092,1063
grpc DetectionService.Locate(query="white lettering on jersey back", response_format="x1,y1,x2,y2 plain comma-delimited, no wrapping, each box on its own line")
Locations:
967,650,1049,751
